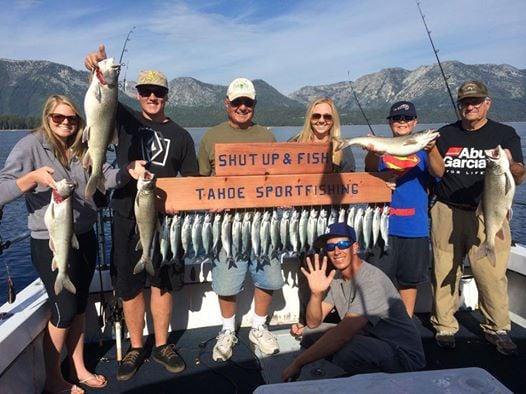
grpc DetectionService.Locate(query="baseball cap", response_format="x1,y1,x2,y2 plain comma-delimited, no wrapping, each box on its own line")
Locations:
387,101,417,119
457,81,489,101
314,223,357,249
227,78,256,101
136,70,168,90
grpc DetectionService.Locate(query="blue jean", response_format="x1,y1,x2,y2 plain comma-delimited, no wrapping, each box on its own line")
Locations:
211,255,284,296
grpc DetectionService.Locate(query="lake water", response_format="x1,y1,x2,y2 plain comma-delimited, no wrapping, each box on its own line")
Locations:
1,123,525,304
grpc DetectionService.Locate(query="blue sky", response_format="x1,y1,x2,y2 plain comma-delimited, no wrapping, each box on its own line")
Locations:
3,0,525,93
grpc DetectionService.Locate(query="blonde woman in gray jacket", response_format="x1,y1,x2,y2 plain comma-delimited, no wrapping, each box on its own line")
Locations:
0,95,146,393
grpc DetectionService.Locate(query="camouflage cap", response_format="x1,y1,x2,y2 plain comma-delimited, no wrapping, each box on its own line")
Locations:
457,81,489,101
136,70,168,90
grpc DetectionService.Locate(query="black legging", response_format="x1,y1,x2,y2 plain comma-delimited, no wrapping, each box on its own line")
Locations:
30,230,97,328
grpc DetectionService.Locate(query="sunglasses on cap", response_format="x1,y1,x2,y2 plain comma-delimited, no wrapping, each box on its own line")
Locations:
324,240,352,252
311,113,333,121
390,115,416,122
229,97,256,108
49,113,79,124
137,86,168,98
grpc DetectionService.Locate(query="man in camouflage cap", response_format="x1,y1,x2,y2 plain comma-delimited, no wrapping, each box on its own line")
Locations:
430,80,525,355
85,44,198,380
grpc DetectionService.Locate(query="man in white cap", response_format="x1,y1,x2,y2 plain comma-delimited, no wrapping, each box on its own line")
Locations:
85,45,198,380
198,78,282,361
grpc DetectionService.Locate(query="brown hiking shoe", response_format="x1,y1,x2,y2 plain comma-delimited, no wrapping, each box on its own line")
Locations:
485,330,518,356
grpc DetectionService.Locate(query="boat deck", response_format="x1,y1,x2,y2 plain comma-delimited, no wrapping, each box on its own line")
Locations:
80,310,526,393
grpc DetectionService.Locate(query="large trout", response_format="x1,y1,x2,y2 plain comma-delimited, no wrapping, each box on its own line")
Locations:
335,129,439,157
44,179,78,295
133,174,158,276
83,57,120,198
476,145,515,265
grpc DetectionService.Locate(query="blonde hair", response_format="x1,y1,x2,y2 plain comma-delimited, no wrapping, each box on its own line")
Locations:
296,98,342,166
35,95,86,168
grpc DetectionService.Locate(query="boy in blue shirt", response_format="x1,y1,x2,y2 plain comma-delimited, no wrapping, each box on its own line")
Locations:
364,101,444,316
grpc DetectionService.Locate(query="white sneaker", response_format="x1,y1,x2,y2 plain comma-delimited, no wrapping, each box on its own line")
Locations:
212,329,238,361
249,325,279,355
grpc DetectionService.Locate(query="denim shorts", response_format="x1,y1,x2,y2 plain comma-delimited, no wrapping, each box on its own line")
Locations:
211,254,285,296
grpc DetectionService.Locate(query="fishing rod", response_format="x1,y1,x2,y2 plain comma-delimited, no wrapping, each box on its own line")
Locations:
118,26,136,91
347,71,375,135
415,1,459,120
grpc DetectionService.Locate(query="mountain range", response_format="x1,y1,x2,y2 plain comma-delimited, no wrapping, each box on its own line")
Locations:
1,58,525,127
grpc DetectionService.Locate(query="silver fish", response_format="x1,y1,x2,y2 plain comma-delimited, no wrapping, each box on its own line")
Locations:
221,212,234,267
347,206,356,228
336,129,439,157
317,208,328,237
380,206,389,250
327,207,338,227
307,208,318,252
83,58,120,197
353,207,364,247
167,214,181,266
191,213,203,261
241,211,252,260
338,207,346,224
181,214,193,259
133,175,158,276
202,212,213,260
270,209,281,258
160,216,172,265
260,211,271,259
251,211,262,259
299,208,309,252
362,206,374,251
280,209,290,253
289,209,300,255
476,145,516,265
44,179,78,295
232,211,243,260
212,213,222,259
372,206,382,246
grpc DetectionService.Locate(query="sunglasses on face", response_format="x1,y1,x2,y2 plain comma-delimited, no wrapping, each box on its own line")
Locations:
137,86,168,98
325,240,352,252
390,115,416,122
311,113,333,122
49,113,79,124
229,97,256,108
457,98,487,108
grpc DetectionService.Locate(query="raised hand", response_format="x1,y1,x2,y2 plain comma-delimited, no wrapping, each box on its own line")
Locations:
300,253,335,296
84,44,107,71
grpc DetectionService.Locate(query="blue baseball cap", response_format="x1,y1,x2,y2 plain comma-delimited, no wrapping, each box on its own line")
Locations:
387,101,417,119
314,223,357,249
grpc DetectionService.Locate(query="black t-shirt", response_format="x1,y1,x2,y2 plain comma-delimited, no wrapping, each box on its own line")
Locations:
435,119,523,207
111,103,199,218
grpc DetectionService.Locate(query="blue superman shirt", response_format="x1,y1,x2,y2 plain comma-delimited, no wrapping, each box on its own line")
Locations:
379,150,430,237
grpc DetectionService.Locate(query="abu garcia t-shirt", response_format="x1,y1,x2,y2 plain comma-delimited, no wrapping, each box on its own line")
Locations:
434,119,523,208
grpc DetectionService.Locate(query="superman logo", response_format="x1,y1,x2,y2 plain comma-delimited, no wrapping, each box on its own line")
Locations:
383,154,420,174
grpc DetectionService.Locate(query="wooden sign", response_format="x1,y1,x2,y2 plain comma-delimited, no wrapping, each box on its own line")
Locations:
214,142,332,176
156,172,391,212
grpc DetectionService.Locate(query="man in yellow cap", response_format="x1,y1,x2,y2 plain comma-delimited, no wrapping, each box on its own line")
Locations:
430,80,525,355
198,77,282,362
85,44,198,380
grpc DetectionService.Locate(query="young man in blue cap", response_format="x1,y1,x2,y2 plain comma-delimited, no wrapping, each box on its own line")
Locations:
364,101,443,317
282,223,425,382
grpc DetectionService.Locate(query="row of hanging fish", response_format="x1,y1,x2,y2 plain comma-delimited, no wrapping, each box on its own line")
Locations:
158,205,391,269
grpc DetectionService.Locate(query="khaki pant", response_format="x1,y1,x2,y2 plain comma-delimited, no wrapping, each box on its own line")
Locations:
430,201,511,334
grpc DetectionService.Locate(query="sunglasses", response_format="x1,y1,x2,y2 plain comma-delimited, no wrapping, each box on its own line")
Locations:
325,240,352,252
457,98,487,108
230,97,256,108
49,113,79,124
311,113,333,121
137,86,168,98
390,115,416,122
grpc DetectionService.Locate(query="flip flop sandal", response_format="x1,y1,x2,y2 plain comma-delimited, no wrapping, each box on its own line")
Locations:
42,384,84,394
78,374,107,389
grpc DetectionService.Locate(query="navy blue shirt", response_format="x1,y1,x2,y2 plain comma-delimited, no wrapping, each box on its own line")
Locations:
379,150,430,237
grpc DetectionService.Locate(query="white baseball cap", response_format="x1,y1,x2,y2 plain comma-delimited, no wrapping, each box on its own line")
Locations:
227,78,256,101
